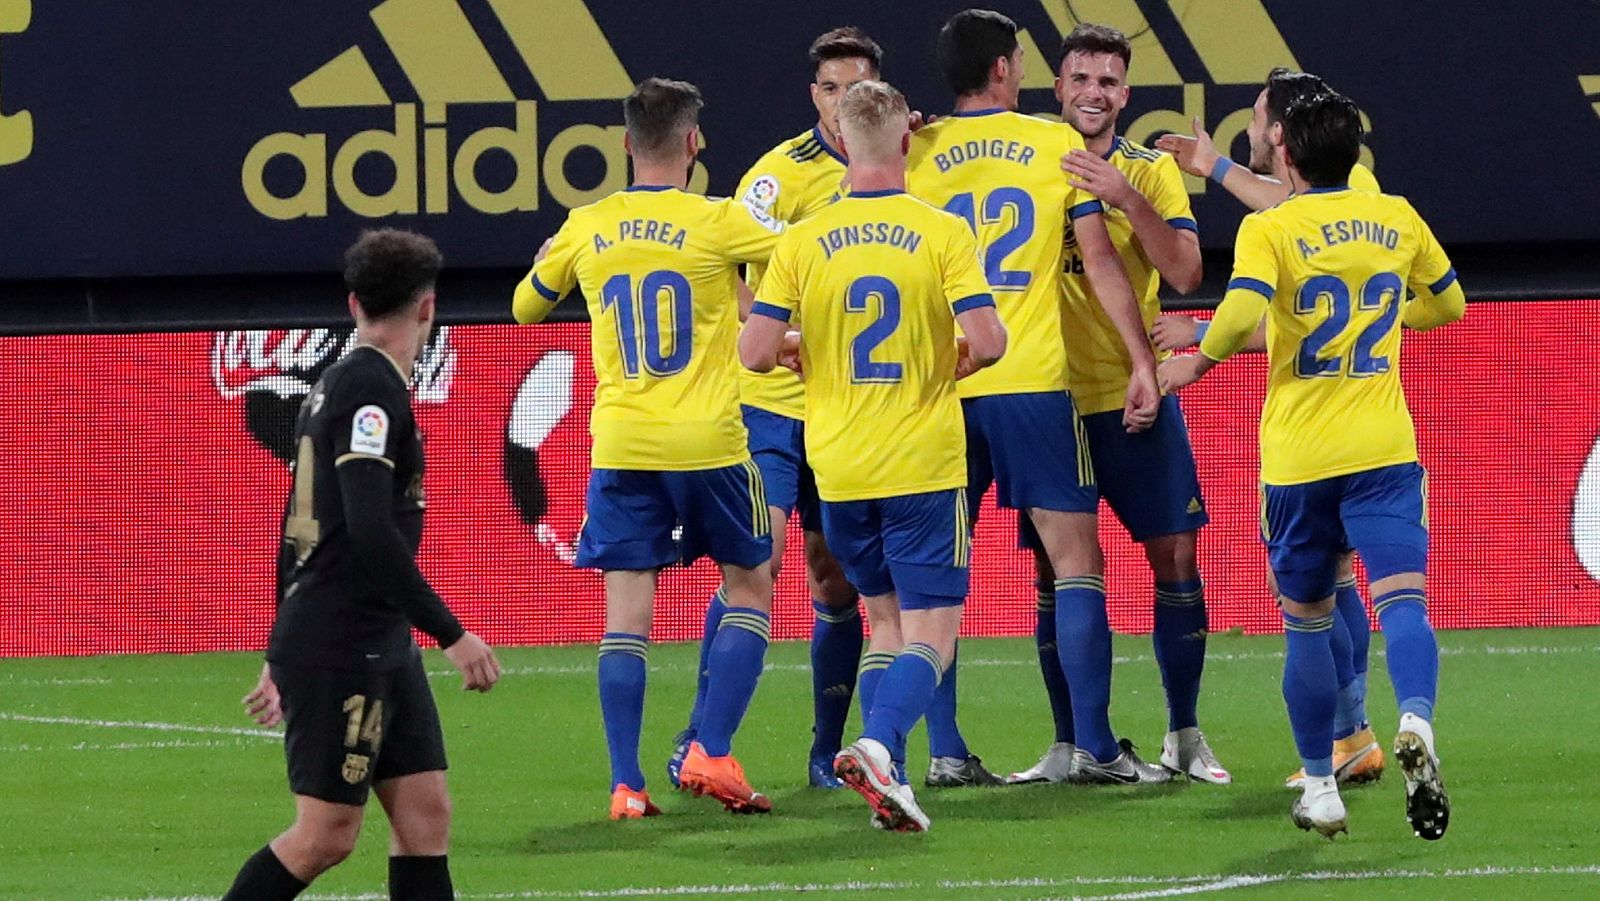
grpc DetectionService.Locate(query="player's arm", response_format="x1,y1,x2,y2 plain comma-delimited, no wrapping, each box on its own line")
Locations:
512,221,580,324
1152,315,1269,354
1075,206,1160,431
943,222,1006,377
739,237,801,373
1401,206,1465,332
1154,118,1290,212
1062,151,1201,293
1160,216,1276,391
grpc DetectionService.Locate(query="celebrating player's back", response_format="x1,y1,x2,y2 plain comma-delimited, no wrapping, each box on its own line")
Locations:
514,78,784,821
741,80,1006,831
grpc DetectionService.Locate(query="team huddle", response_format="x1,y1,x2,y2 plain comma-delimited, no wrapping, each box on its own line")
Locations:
222,8,1466,900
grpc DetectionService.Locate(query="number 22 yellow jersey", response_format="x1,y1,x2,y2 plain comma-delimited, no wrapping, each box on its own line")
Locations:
753,190,993,502
907,109,1103,399
514,186,783,471
1207,186,1456,485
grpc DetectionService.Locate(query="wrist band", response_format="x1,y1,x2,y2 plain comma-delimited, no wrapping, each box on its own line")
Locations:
1194,322,1209,342
1209,157,1235,186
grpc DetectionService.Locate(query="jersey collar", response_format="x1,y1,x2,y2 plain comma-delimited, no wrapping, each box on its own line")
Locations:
1100,135,1123,160
850,188,905,198
950,107,1007,118
1303,185,1351,194
354,343,409,385
811,125,848,165
623,184,677,192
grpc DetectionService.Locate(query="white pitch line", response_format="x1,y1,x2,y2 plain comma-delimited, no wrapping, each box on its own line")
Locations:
0,738,259,753
0,711,280,741
103,864,1600,901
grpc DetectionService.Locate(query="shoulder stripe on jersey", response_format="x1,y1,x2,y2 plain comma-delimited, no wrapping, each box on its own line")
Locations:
1227,276,1275,299
1068,200,1105,220
750,301,792,322
1166,216,1199,233
529,273,561,302
951,293,996,314
335,452,395,469
1428,268,1458,295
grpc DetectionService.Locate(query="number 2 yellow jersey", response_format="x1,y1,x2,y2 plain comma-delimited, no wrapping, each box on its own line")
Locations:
1222,186,1456,485
1061,137,1196,415
515,186,783,471
735,128,848,420
753,189,993,502
907,109,1103,399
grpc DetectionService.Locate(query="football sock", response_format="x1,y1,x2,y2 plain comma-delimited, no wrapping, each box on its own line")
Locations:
1152,579,1207,732
597,633,649,791
856,651,894,723
696,607,770,757
388,855,453,901
809,599,862,760
1335,577,1372,730
1329,606,1360,740
863,643,943,766
924,643,970,759
684,588,728,737
1282,611,1337,778
220,845,307,901
1034,578,1075,744
1055,576,1117,762
1374,588,1438,723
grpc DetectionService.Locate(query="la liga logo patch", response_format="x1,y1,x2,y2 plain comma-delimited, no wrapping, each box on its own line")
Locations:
350,404,390,457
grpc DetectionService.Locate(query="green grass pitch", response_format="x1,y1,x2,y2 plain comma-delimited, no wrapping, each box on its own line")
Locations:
2,628,1598,900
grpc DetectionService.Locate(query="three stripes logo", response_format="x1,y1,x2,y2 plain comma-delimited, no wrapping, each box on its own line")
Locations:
1582,75,1600,121
241,0,703,220
0,0,29,167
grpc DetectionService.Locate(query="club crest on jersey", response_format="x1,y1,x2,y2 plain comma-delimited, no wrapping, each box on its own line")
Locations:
351,404,389,457
342,753,370,785
742,174,780,212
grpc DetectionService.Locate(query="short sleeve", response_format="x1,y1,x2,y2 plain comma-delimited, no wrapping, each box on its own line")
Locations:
1226,213,1280,300
716,197,785,266
517,217,582,324
1148,154,1197,233
1404,202,1456,297
736,156,796,224
1061,124,1106,220
943,221,993,313
330,372,406,469
750,232,800,324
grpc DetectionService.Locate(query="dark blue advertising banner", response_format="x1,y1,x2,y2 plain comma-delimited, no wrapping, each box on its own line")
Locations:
1,0,1597,278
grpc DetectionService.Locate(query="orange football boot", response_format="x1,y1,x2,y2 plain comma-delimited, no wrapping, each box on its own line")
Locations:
609,784,662,820
677,741,772,814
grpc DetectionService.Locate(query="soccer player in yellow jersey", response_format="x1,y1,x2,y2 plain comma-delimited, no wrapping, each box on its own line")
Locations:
512,78,784,821
741,80,1007,832
1156,70,1394,790
908,9,1167,785
1160,90,1464,840
1005,23,1225,787
672,27,878,793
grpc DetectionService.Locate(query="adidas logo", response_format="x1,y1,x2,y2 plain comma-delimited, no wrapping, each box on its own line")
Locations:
0,0,30,167
822,684,853,698
1187,497,1204,515
1583,76,1600,120
241,0,704,220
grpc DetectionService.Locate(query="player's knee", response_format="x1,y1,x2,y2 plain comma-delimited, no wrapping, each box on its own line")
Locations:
1144,531,1199,583
803,534,857,608
391,792,452,854
721,563,774,612
297,818,360,871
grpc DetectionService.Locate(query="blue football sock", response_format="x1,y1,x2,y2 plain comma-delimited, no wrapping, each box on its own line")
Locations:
856,651,894,723
1034,581,1075,744
1330,607,1359,740
809,600,863,760
685,588,727,736
1055,576,1117,762
924,643,970,759
1153,579,1207,732
1374,588,1438,723
863,643,943,766
597,633,649,791
1281,612,1337,778
1335,578,1372,729
696,607,770,757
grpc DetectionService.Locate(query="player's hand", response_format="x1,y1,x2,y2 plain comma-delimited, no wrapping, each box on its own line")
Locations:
1154,118,1220,180
533,237,554,264
1157,354,1210,394
1062,150,1136,210
1151,314,1202,351
242,662,283,727
954,337,981,380
909,110,937,132
1123,365,1161,433
444,631,501,692
778,330,804,378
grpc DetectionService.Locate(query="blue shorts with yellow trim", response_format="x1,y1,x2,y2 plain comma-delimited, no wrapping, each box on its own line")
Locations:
1084,394,1208,542
820,488,970,603
1261,462,1429,604
575,464,772,571
963,392,1098,520
741,405,822,533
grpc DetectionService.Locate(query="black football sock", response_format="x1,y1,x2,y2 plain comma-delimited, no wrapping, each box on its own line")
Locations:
389,854,454,901
220,844,308,901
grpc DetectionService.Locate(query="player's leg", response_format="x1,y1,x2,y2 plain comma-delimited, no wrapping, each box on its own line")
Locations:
1330,549,1385,781
1342,463,1447,840
1264,479,1347,837
675,462,776,813
372,649,455,899
1004,523,1077,785
675,408,799,785
575,469,676,817
800,460,863,788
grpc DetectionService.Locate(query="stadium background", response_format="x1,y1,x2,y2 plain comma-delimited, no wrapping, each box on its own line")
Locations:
2,0,1599,656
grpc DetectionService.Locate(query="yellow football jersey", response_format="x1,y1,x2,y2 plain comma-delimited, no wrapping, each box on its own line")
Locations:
1061,136,1196,414
1202,187,1456,485
907,109,1103,399
734,128,848,420
514,186,783,470
753,189,991,502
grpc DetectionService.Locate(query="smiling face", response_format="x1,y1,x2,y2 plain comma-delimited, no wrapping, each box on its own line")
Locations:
1247,87,1284,175
811,56,877,146
1056,50,1130,141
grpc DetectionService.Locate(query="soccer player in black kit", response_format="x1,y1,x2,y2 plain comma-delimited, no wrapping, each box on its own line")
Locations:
221,229,500,901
